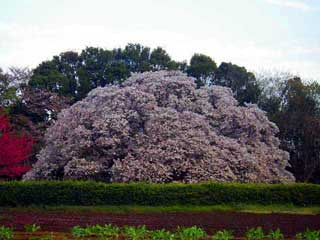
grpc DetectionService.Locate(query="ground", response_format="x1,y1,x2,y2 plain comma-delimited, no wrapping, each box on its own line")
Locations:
1,206,320,238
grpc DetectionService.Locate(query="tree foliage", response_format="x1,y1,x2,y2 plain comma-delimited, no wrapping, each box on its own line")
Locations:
257,72,320,183
214,62,261,104
10,87,71,164
29,44,185,100
29,44,258,106
0,109,33,179
24,71,294,183
273,78,320,182
0,67,32,113
2,44,320,183
0,69,19,112
187,54,217,87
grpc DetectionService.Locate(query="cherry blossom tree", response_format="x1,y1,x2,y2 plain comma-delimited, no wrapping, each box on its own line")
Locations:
24,71,295,183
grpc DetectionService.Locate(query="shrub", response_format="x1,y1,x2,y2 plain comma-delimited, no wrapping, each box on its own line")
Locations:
1,181,320,207
0,109,33,179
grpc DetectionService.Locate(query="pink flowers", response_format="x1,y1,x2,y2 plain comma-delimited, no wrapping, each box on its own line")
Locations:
24,71,294,183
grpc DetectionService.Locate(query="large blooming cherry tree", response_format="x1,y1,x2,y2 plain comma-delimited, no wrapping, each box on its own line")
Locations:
24,71,295,183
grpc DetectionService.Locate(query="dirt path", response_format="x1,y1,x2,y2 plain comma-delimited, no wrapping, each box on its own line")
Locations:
1,210,319,237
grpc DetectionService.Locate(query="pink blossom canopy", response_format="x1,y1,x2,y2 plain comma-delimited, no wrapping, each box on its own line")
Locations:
24,71,295,183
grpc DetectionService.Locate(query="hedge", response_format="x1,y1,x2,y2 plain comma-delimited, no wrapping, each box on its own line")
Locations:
0,181,320,206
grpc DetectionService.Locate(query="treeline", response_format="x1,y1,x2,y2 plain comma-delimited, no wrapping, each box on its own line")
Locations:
28,44,259,105
0,43,319,183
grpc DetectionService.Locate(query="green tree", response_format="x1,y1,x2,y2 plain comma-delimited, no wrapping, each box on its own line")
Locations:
0,68,24,112
0,69,12,105
79,47,113,88
213,62,261,104
106,62,130,84
168,60,187,71
306,81,320,115
257,72,320,182
256,70,293,119
150,47,172,70
77,47,127,99
121,43,152,72
29,60,73,96
30,44,187,100
187,53,217,87
270,77,320,182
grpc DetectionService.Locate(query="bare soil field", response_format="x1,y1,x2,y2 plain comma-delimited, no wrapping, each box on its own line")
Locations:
1,210,320,237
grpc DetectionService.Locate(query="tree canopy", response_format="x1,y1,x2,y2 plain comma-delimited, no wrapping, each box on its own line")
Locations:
1,43,320,183
214,62,261,105
24,71,294,183
187,54,217,87
29,44,186,100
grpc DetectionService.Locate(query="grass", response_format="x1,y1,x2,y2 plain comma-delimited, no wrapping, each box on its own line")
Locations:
3,203,320,215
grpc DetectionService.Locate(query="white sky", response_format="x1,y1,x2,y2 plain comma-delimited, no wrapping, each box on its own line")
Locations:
1,0,320,80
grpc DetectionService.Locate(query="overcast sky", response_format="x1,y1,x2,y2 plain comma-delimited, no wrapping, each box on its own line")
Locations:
1,0,320,80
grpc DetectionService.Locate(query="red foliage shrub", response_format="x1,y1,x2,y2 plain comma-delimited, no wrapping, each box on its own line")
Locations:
0,109,33,179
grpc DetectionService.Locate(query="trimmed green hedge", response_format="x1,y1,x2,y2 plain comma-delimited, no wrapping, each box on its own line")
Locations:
0,181,319,206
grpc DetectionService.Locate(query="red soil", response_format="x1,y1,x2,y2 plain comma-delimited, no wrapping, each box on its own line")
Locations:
1,210,319,237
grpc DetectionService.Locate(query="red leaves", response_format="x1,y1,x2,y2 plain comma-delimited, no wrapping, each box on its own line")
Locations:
0,109,33,179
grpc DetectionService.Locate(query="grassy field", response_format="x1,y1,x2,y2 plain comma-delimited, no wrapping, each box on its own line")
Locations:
4,203,320,215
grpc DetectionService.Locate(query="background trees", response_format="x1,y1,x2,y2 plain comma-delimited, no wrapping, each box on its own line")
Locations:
29,44,185,100
0,67,71,164
187,54,217,87
273,79,320,182
29,45,260,106
0,68,24,112
213,62,261,105
256,72,320,183
1,43,320,183
10,87,71,164
24,71,294,183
